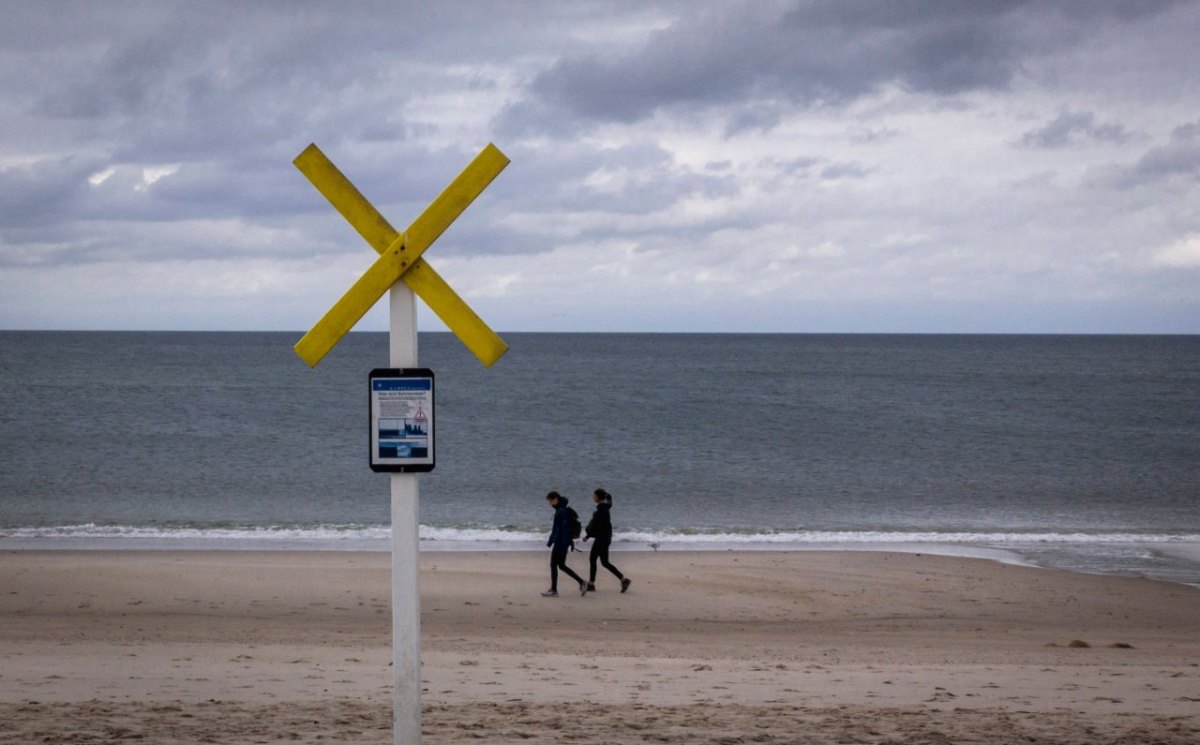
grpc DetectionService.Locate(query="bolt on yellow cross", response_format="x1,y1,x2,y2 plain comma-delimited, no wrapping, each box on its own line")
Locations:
292,143,510,367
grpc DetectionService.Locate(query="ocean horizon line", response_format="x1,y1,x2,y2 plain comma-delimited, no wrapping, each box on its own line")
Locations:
3,329,1198,337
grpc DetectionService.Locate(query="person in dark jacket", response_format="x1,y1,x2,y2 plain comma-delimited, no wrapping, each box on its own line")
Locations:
542,491,588,597
581,488,631,593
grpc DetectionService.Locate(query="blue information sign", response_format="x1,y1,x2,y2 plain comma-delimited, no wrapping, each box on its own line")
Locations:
369,368,435,472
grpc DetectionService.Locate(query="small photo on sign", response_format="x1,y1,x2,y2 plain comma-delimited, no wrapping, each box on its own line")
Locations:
369,368,435,472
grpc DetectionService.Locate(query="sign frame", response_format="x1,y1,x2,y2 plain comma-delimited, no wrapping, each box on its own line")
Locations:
369,367,435,473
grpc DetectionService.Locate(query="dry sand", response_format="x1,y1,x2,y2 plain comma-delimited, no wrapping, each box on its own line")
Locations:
2,549,1198,743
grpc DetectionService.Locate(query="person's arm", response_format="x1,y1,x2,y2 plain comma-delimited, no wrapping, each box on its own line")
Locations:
548,509,561,547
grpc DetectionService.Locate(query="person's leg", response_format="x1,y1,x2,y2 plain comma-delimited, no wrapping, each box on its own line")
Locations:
588,542,600,584
558,557,584,586
549,545,585,594
598,541,624,580
598,539,632,592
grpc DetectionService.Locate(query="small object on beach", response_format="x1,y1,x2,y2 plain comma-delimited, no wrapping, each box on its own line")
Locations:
621,577,632,594
1110,642,1134,649
541,590,558,597
1068,639,1091,648
650,542,660,552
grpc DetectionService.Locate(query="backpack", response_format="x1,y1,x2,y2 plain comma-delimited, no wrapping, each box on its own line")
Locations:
566,506,582,540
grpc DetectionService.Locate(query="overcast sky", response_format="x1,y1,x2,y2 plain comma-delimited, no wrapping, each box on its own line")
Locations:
2,0,1198,335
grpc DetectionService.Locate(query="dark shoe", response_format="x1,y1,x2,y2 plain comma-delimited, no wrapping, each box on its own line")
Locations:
541,590,558,597
586,582,597,592
579,580,589,596
620,578,632,593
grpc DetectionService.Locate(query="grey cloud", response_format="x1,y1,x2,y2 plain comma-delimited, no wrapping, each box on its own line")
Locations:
488,142,666,212
0,157,310,232
569,142,739,215
849,127,902,145
2,1,1198,333
394,138,754,260
0,157,100,228
820,162,871,180
724,105,788,137
1100,120,1200,189
493,98,589,141
34,31,180,120
519,0,1182,129
0,2,573,263
1019,110,1133,149
16,3,563,164
762,156,820,176
33,30,381,164
145,162,321,220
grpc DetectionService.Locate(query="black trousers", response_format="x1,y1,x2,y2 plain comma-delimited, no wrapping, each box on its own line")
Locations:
550,545,583,591
589,538,624,583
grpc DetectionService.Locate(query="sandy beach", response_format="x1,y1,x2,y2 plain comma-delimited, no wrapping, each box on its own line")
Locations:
2,549,1198,743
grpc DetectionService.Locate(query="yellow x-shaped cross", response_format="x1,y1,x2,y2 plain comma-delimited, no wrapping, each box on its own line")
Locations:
292,143,510,367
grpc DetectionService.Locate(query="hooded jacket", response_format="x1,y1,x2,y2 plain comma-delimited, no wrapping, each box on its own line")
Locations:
547,496,575,551
584,500,613,543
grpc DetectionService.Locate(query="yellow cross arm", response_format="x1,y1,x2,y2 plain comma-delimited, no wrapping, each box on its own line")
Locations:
292,143,510,367
294,246,509,368
294,233,412,366
294,142,399,254
403,259,509,367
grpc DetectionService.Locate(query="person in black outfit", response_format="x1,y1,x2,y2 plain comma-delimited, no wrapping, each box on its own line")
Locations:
581,488,631,593
542,491,588,597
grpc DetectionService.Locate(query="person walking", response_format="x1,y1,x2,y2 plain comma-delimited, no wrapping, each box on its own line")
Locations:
542,490,588,597
581,488,631,593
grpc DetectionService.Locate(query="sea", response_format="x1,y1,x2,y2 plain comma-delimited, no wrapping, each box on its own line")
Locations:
1,331,1198,587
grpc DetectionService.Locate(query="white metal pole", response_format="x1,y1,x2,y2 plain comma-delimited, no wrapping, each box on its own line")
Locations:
389,281,421,745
